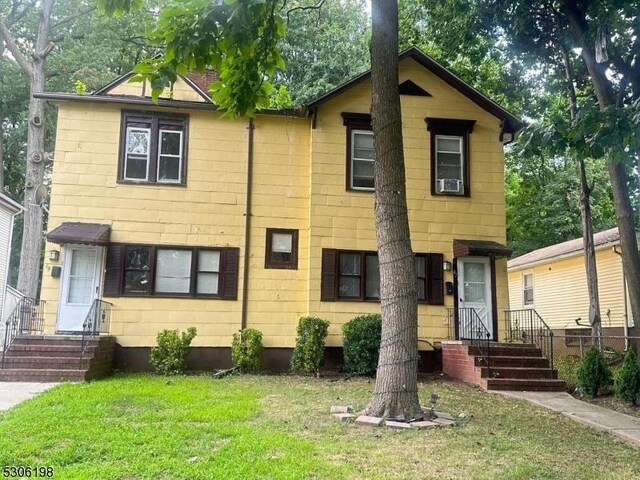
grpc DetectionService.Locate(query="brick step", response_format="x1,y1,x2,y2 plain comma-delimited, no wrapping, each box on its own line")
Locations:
0,368,86,382
1,356,90,369
478,355,550,368
13,337,98,347
7,345,96,356
486,378,567,392
481,367,557,379
468,345,542,357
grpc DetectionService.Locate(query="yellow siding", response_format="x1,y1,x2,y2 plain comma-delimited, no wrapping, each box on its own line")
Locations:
42,55,512,349
108,76,207,103
508,248,627,330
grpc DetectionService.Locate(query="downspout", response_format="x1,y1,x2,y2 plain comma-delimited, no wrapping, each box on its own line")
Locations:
241,119,255,330
613,245,629,348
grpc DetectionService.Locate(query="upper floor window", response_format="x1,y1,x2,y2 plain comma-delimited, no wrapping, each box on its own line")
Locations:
342,112,374,191
103,244,238,299
426,117,475,196
321,248,444,304
119,110,188,185
523,273,534,306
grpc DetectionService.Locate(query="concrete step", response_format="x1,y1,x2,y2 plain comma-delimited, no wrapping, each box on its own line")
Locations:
480,355,551,368
1,356,90,369
468,345,542,357
0,368,86,382
481,367,557,379
486,378,567,392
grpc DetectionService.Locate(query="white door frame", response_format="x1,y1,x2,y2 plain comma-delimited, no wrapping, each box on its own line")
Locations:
57,244,104,333
456,256,494,340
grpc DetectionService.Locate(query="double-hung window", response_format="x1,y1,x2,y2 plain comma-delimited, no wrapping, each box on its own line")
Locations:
265,229,299,269
426,117,476,196
119,111,188,185
103,244,238,299
342,112,374,191
523,273,534,306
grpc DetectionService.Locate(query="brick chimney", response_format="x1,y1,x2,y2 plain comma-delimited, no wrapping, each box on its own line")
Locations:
187,70,218,96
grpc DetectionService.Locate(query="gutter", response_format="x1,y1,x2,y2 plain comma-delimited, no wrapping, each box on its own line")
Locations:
240,119,255,330
508,240,622,272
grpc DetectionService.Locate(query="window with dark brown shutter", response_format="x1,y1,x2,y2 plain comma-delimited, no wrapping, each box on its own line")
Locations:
102,243,239,300
426,253,444,305
321,249,337,301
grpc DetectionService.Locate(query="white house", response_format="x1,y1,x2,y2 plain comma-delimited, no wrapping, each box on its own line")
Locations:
0,193,24,326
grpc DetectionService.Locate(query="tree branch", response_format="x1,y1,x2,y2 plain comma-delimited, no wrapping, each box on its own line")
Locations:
286,0,324,25
51,6,96,30
0,16,32,76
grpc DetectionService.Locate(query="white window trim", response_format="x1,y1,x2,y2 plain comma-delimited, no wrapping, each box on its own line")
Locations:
350,129,375,191
434,134,463,193
156,129,184,184
522,272,534,307
124,126,151,182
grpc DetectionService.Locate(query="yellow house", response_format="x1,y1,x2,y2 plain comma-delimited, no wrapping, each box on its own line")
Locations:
24,47,521,373
507,227,632,335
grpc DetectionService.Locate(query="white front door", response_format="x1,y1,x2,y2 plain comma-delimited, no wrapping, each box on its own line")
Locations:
58,245,104,332
457,256,494,340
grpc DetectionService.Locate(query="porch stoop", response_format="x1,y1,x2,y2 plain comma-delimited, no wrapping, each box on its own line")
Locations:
442,340,566,392
0,335,116,382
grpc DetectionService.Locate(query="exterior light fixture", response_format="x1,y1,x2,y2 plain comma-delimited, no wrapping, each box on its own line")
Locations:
49,249,60,261
442,260,452,271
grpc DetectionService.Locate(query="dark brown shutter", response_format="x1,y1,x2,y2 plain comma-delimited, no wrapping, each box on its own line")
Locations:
426,253,444,305
103,244,123,297
221,248,240,300
321,249,337,301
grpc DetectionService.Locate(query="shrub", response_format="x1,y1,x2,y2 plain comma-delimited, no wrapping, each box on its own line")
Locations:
615,347,640,404
231,328,263,373
149,327,197,375
342,314,382,375
577,347,613,397
291,316,330,376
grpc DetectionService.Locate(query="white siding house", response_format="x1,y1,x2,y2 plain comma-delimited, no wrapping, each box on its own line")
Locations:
0,193,24,326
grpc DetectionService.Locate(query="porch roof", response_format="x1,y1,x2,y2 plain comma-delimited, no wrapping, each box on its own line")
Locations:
47,222,111,246
453,239,512,258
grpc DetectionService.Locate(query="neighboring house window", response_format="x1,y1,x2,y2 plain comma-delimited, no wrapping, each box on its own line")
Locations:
103,244,238,299
265,228,298,269
342,112,374,191
426,117,476,196
321,249,444,304
119,110,188,185
523,273,534,306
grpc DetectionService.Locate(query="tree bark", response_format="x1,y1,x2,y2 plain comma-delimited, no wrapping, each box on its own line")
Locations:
364,0,422,421
564,0,640,327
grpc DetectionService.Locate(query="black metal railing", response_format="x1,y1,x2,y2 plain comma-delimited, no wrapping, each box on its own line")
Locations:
448,307,492,377
79,299,112,368
506,309,554,371
1,297,45,368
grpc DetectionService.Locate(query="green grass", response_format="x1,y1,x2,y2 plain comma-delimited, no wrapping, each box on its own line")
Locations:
1,375,640,479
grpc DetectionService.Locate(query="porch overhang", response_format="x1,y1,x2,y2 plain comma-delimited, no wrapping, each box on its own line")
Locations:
47,222,111,246
453,239,512,258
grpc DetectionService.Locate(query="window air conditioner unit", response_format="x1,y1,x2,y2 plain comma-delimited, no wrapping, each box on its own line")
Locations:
438,178,462,193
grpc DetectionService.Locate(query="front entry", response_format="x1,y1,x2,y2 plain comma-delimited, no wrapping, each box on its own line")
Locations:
456,256,494,340
57,245,104,333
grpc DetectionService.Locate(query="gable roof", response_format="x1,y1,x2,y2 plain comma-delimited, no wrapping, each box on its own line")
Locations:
0,193,24,214
508,227,622,270
306,47,524,136
93,71,212,102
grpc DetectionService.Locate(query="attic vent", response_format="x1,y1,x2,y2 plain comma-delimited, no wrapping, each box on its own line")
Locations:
399,80,431,97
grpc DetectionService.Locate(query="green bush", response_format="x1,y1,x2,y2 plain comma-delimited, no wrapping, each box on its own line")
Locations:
291,316,330,376
149,327,197,375
615,347,640,404
577,347,613,397
342,314,382,375
231,328,263,373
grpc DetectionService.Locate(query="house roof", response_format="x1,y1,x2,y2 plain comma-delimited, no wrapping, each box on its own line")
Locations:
47,222,111,246
0,193,24,214
306,47,524,136
454,239,512,258
508,227,621,270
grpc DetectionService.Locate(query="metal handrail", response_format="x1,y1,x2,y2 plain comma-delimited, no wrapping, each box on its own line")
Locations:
79,299,112,368
1,297,45,368
505,309,555,371
448,307,492,377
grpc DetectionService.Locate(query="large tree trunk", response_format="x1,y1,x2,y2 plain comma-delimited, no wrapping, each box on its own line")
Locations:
578,158,602,347
565,0,640,327
365,0,422,421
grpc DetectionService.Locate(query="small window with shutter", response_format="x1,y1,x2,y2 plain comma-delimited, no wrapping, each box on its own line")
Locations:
265,229,298,269
103,244,238,299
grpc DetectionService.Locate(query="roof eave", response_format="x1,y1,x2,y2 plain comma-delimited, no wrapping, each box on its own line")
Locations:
507,239,623,271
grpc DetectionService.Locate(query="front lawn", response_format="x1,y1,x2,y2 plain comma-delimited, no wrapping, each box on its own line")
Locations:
1,375,640,479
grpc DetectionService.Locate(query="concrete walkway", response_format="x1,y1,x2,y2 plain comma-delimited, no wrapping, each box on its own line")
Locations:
493,390,640,447
0,382,59,412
